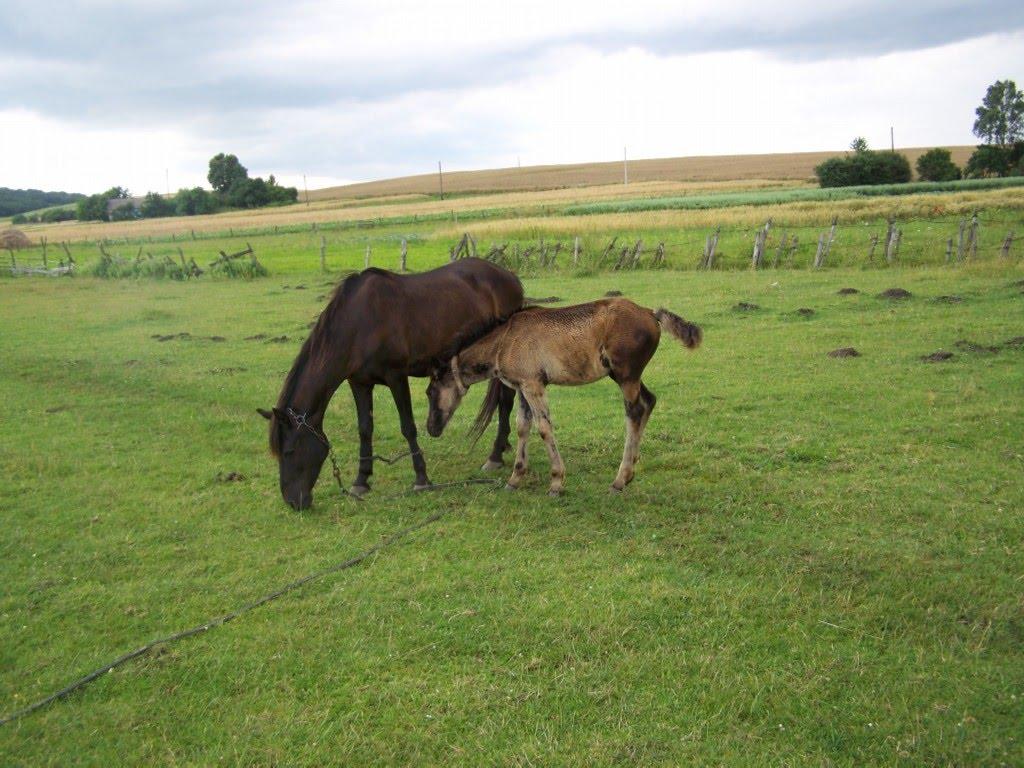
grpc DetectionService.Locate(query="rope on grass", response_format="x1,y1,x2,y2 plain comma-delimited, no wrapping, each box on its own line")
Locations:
0,479,501,727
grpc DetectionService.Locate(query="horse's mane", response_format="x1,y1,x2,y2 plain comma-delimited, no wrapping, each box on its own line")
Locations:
269,270,379,456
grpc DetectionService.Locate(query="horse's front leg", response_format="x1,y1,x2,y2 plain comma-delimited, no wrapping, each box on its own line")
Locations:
350,381,374,496
483,383,516,471
520,384,566,496
387,373,431,490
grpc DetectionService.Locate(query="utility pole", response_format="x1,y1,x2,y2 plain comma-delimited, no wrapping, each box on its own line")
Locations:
624,145,628,185
890,126,894,152
303,174,309,206
438,160,444,200
165,168,169,195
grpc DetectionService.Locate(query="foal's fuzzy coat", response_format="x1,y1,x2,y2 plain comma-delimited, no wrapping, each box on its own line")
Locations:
426,298,701,494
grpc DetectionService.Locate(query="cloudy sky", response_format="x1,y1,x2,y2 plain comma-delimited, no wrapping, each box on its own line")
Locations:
2,1,1022,194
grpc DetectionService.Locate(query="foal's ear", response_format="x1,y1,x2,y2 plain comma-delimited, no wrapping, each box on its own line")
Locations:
257,407,273,420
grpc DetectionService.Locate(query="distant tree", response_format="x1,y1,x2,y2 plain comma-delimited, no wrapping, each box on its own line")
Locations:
964,141,1024,178
175,187,218,216
140,191,176,218
915,148,961,181
103,186,130,200
208,153,249,194
76,193,110,221
815,150,911,187
850,137,868,153
973,80,1024,147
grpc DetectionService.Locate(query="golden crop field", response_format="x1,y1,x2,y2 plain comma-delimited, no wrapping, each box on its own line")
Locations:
309,146,976,200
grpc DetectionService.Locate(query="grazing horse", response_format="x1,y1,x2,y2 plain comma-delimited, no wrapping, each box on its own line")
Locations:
425,298,701,495
259,259,523,509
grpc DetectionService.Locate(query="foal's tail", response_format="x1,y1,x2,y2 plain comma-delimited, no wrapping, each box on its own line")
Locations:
469,378,507,444
654,308,702,349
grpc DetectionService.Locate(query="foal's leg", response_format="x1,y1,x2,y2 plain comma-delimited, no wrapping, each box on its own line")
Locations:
387,373,431,490
612,379,656,491
519,384,567,496
350,382,374,496
505,391,533,490
483,383,516,471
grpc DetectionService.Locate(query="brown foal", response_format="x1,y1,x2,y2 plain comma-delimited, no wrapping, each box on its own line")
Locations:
426,298,701,495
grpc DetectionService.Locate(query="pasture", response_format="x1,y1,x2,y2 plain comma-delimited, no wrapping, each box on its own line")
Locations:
1,252,1022,763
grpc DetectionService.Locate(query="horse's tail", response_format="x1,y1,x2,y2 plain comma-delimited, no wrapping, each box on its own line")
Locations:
654,308,702,350
468,378,506,444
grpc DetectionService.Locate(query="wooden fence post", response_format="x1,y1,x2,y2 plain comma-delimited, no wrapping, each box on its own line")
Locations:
751,218,772,268
867,234,879,263
702,226,720,269
400,238,408,271
956,218,966,261
945,238,953,263
1001,231,1015,258
813,233,826,268
468,232,477,259
885,218,898,264
572,236,580,267
365,244,371,270
822,216,838,263
969,213,979,259
772,232,788,268
653,242,665,267
319,235,326,272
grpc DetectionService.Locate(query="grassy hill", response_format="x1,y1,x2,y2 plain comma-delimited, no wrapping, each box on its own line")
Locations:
309,146,976,201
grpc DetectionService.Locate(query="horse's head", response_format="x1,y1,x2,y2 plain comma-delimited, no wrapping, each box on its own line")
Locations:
258,407,329,510
426,357,469,437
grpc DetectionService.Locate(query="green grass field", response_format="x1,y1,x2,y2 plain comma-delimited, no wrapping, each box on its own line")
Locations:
2,256,1022,764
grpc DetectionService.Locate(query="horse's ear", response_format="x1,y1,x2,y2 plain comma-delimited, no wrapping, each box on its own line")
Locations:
257,407,273,420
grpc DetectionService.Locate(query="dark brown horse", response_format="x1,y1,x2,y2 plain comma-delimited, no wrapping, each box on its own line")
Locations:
259,259,523,509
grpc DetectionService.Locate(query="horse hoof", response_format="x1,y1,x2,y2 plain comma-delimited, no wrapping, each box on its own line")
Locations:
504,483,519,491
350,485,371,498
548,489,563,498
609,483,624,493
481,459,504,471
413,483,433,492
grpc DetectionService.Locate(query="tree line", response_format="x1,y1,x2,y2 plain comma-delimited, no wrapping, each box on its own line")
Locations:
815,79,1024,187
11,153,299,224
1,188,83,218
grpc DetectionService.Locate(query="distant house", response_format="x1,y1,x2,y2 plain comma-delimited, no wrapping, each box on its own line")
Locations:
106,197,144,216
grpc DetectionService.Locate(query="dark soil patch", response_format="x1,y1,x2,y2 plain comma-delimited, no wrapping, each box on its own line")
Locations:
604,290,623,297
1009,280,1024,288
244,333,267,341
216,472,245,483
1002,336,1024,349
526,296,562,304
837,287,860,295
921,351,955,362
878,288,912,299
267,336,290,343
828,347,861,358
934,295,963,304
293,285,307,290
955,339,1000,354
734,302,760,312
208,336,227,342
796,308,815,317
45,405,71,414
152,332,191,342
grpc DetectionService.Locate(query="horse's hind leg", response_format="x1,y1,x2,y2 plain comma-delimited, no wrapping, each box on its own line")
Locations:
350,382,374,496
519,383,566,496
505,391,533,490
612,379,656,491
387,373,431,490
483,383,515,471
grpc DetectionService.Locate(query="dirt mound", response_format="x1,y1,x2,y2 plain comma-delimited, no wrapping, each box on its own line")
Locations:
733,301,760,311
1003,336,1024,349
921,351,955,362
878,288,912,299
836,287,859,295
934,295,963,303
604,290,623,297
526,296,562,304
796,308,815,317
954,339,999,354
828,347,860,358
0,228,32,250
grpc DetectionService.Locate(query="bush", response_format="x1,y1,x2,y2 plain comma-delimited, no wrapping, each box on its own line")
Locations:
815,151,912,187
11,213,27,224
40,208,75,223
140,192,176,219
175,187,218,216
915,148,961,181
965,142,1024,178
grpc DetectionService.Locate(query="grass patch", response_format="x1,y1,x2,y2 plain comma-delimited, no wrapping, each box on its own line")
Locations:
1,261,1022,764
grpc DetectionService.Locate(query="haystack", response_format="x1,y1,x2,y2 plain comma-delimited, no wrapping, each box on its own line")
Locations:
1,228,32,250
